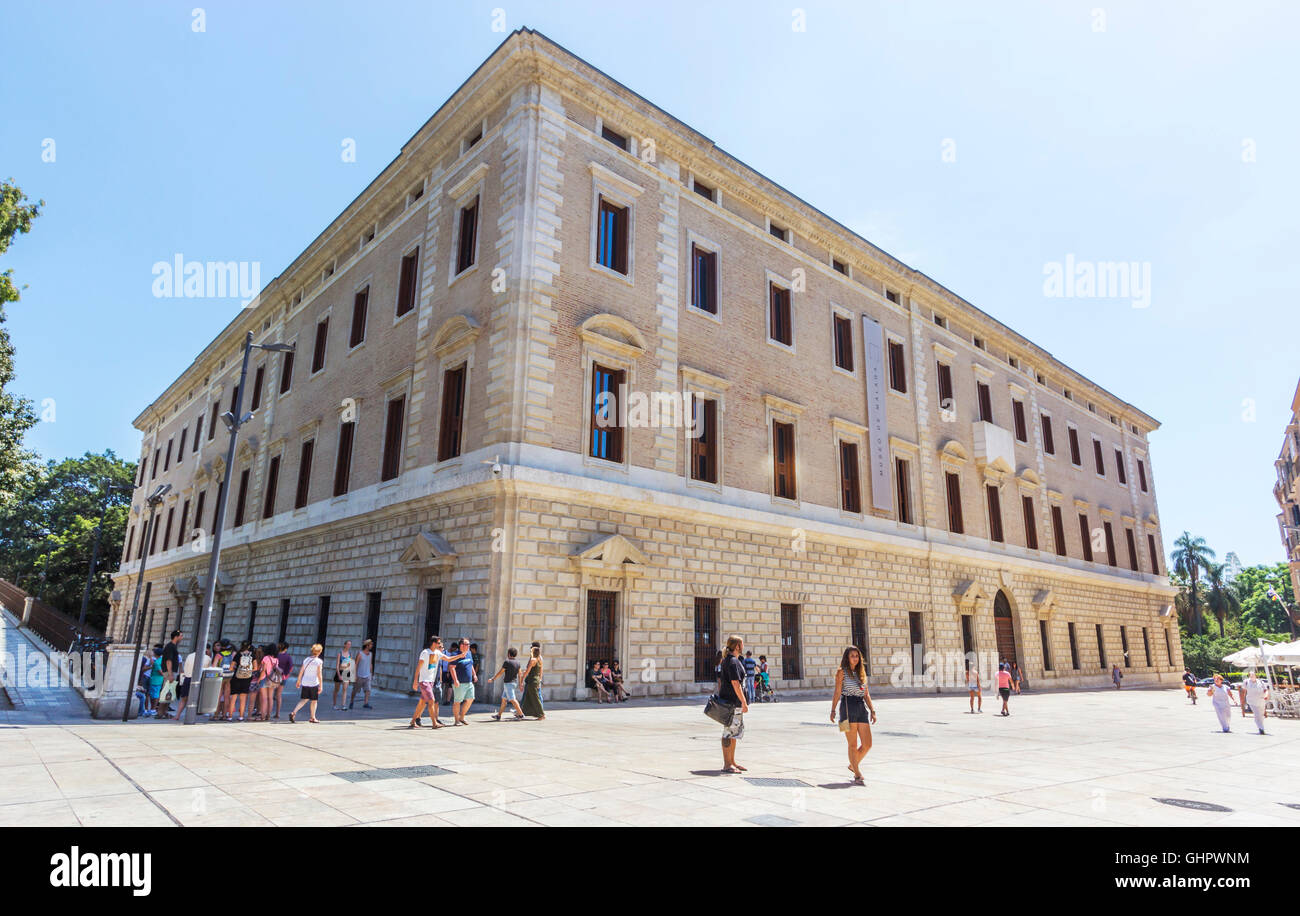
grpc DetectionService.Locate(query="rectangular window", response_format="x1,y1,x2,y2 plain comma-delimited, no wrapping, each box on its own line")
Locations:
381,395,406,482
768,282,792,346
1068,622,1080,670
1039,619,1053,671
396,247,420,316
888,340,907,393
148,515,159,555
177,499,190,551
162,507,174,552
279,349,294,395
315,596,331,646
961,614,974,657
193,491,206,544
1164,628,1173,666
1021,495,1038,550
1079,513,1094,561
851,608,870,671
936,362,954,410
124,526,134,564
1125,528,1138,571
1012,400,1027,442
692,179,714,202
690,397,718,484
1120,626,1131,667
208,403,219,440
833,314,854,371
945,471,964,534
438,365,467,462
1104,521,1118,566
596,197,629,274
456,197,479,274
194,414,203,452
832,258,847,275
1092,438,1105,476
152,448,160,479
895,458,913,524
1115,448,1127,484
986,485,1004,543
1147,534,1160,575
277,598,290,644
839,441,861,513
601,124,628,150
693,597,718,682
780,604,802,680
589,364,625,463
908,611,926,678
250,365,264,411
1041,413,1055,455
1137,459,1148,492
246,601,257,643
294,439,314,509
772,421,797,500
977,382,993,423
177,427,188,458
1142,627,1152,666
690,245,716,314
233,467,250,527
1051,505,1067,556
262,455,280,519
311,317,329,373
1068,427,1082,465
769,222,788,242
349,286,369,348
333,421,355,497
1096,623,1107,668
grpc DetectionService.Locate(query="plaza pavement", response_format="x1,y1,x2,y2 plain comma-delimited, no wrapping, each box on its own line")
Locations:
1,677,1298,827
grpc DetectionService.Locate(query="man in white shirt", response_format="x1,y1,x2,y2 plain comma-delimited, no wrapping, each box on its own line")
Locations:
174,643,211,722
409,636,466,729
1242,672,1269,735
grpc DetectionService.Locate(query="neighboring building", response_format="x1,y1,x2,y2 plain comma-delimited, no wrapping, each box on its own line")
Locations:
1274,379,1300,607
109,29,1179,698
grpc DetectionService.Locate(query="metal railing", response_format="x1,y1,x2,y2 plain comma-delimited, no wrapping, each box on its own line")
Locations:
0,578,105,653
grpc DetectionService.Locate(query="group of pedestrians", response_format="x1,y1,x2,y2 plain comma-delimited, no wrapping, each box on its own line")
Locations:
1198,670,1270,735
408,636,546,728
963,660,1022,716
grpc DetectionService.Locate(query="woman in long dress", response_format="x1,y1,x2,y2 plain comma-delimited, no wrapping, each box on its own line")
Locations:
520,642,545,720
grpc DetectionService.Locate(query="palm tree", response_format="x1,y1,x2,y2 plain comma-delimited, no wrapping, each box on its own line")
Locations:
1202,561,1241,638
1170,532,1215,636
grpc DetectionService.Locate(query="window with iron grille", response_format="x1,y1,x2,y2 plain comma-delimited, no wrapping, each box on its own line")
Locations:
780,604,802,680
693,597,718,682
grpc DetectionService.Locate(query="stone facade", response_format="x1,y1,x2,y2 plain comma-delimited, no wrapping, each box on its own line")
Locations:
1274,379,1300,609
110,29,1179,700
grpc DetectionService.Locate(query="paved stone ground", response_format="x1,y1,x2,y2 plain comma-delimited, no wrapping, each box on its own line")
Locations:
0,680,1297,826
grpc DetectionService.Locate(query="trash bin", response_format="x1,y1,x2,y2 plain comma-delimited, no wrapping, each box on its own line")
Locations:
196,667,224,716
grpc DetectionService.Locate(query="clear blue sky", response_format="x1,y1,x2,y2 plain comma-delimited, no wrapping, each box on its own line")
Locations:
2,0,1296,566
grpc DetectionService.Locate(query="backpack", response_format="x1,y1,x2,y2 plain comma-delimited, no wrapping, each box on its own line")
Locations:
236,651,255,679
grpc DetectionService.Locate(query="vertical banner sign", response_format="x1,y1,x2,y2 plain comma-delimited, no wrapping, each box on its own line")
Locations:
862,316,891,511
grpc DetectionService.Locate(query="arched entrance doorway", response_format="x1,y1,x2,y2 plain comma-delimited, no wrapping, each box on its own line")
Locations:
993,590,1018,668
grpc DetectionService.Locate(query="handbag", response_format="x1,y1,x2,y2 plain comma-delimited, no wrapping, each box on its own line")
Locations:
703,694,735,727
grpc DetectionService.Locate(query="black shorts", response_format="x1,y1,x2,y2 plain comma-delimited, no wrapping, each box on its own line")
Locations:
230,678,251,695
300,685,320,700
999,687,1011,700
840,695,870,723
177,680,191,699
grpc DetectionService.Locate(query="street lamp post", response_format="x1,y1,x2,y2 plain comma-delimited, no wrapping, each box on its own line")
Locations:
182,331,293,725
121,483,172,722
78,482,130,631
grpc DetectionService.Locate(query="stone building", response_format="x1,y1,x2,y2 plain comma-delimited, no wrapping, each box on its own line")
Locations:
1274,379,1300,608
109,29,1179,699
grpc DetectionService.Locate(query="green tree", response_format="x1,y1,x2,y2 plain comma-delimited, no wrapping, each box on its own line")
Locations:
0,180,42,510
1170,532,1215,636
1237,563,1296,633
1202,561,1241,638
0,451,135,631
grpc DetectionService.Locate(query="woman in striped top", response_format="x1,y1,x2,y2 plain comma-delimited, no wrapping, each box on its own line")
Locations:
830,645,877,785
